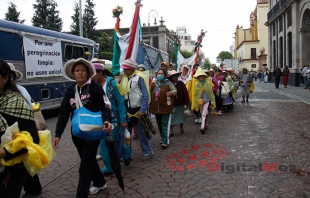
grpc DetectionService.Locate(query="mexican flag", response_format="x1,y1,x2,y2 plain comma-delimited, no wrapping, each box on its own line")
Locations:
112,2,141,76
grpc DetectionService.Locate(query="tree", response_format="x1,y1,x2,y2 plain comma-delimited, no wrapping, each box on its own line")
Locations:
70,2,80,36
5,2,25,23
32,0,62,31
47,0,62,31
98,32,113,52
203,57,211,69
216,51,233,64
180,50,194,58
83,0,98,41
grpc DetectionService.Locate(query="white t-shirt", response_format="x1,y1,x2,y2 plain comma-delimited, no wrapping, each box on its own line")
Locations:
17,84,32,108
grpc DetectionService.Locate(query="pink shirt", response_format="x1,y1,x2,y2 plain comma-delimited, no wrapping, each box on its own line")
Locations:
212,75,224,93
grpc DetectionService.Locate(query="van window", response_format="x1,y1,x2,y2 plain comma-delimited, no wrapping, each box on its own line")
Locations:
41,89,50,100
65,44,88,60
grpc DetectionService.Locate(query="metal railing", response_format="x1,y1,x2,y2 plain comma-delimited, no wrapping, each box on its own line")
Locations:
267,0,289,20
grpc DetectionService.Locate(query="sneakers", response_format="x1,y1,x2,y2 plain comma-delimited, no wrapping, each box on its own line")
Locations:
194,118,199,123
161,144,168,148
217,111,222,116
21,192,41,198
89,183,107,195
96,154,102,161
144,151,153,160
198,117,202,123
124,156,133,166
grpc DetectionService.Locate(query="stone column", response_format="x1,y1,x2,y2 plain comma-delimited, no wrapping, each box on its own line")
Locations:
258,54,267,71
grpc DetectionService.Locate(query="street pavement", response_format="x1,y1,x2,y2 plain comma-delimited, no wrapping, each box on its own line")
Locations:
30,80,310,198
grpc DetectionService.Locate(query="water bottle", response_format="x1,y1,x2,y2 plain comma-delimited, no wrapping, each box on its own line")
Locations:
124,129,131,146
167,93,171,105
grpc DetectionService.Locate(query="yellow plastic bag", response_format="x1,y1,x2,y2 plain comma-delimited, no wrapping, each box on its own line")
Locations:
0,130,56,176
249,82,254,93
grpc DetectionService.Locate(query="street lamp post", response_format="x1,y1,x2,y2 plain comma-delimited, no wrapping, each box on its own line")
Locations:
148,10,158,46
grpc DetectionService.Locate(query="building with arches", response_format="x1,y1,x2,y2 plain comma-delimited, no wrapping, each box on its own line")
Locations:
265,0,310,86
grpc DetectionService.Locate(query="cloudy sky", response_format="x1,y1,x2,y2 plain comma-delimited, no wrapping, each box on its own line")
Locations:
0,0,258,63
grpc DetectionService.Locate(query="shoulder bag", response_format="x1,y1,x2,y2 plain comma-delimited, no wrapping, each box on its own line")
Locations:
71,85,107,140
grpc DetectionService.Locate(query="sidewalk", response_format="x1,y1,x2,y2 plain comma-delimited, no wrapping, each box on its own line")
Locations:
254,79,310,105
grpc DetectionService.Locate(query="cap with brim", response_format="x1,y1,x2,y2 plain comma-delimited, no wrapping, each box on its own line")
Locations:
194,67,207,78
121,59,137,70
90,58,105,64
63,58,95,81
93,62,104,71
137,64,146,70
168,70,181,76
7,63,22,80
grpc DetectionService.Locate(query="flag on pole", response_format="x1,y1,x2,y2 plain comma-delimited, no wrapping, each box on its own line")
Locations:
112,1,142,76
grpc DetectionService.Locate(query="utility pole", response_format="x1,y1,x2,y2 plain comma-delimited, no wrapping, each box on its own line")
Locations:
79,0,83,37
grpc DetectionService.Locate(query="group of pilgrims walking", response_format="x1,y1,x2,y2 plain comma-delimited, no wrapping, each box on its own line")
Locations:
0,56,254,197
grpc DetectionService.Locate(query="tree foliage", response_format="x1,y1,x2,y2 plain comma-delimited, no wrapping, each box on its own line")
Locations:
83,0,98,41
32,0,62,31
70,2,80,36
47,0,62,31
5,2,25,23
216,51,233,63
99,32,113,53
203,57,211,69
98,52,113,60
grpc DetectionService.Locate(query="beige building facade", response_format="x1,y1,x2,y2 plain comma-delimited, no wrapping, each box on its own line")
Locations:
265,0,310,86
234,0,269,72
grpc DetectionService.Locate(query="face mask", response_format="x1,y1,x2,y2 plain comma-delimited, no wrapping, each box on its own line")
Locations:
157,75,164,81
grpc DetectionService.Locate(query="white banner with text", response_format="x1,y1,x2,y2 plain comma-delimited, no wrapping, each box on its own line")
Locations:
23,37,63,78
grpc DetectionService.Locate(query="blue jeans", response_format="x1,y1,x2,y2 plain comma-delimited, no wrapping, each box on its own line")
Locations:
100,124,132,174
304,76,308,88
127,119,153,157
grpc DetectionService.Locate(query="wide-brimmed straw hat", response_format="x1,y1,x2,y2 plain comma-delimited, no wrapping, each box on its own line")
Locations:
90,58,105,64
168,70,181,76
137,64,146,70
207,68,214,73
7,63,23,80
63,58,95,81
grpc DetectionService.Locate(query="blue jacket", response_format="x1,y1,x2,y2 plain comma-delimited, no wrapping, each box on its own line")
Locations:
105,76,127,123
